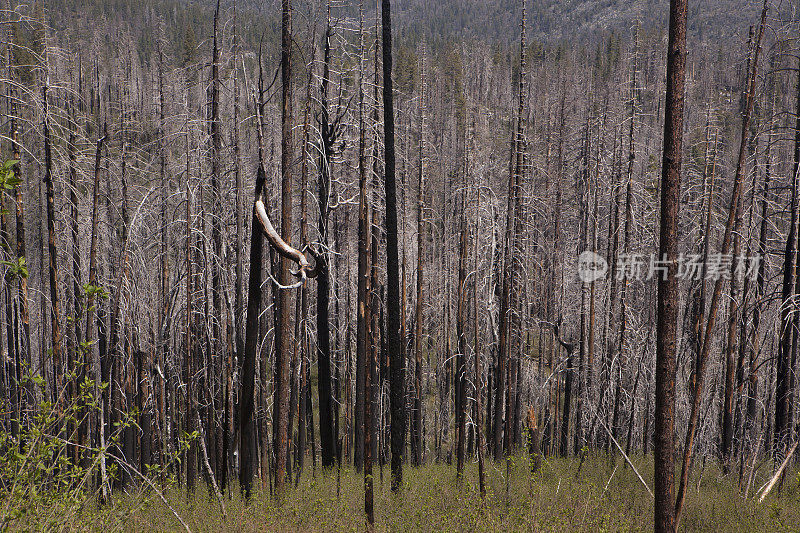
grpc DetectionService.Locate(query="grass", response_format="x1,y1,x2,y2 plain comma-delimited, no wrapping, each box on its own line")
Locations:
76,453,800,532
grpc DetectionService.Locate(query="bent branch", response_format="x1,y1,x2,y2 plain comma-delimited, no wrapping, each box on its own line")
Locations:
254,198,319,283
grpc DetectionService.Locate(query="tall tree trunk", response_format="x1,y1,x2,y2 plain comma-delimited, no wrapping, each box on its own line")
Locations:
239,112,268,497
110,95,134,487
654,0,688,531
381,0,405,493
412,45,426,467
222,1,241,493
363,200,374,526
86,132,109,500
455,190,468,476
746,81,773,457
294,35,315,482
317,12,337,468
775,23,800,457
157,46,170,480
41,85,63,406
354,1,368,473
274,0,295,495
184,125,197,495
473,197,486,497
7,39,31,437
495,0,526,461
207,0,225,481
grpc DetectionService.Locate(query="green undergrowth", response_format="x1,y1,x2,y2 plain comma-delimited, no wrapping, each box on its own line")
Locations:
79,453,800,532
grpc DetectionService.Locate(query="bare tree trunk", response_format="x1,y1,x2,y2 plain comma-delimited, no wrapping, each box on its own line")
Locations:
184,124,197,495
354,1,367,473
110,95,134,487
273,0,295,495
411,45,426,467
86,131,109,500
473,196,486,497
381,0,405,493
746,81,773,457
239,113,267,498
6,39,31,437
317,12,337,468
207,0,225,481
495,1,526,461
654,0,688,531
363,200,374,526
222,1,241,493
157,46,170,481
775,23,800,457
455,190,468,476
295,38,314,482
41,85,63,405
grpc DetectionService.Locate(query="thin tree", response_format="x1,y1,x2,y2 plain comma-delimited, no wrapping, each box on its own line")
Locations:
495,0,526,460
775,20,800,457
274,0,295,495
411,44,426,467
317,7,337,468
41,85,63,405
381,0,405,493
238,65,269,500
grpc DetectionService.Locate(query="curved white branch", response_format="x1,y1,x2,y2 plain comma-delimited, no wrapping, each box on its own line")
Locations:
255,199,318,284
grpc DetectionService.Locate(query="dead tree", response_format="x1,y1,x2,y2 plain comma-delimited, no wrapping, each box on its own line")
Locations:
238,137,266,499
185,120,197,495
41,85,63,404
455,190,468,476
381,0,405,493
207,0,225,480
654,0,688,531
272,0,295,495
7,33,32,434
86,131,109,500
473,195,486,497
495,0,526,460
411,44,426,467
316,9,338,468
775,19,800,457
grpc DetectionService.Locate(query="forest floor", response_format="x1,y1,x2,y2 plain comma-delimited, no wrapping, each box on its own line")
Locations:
83,453,799,532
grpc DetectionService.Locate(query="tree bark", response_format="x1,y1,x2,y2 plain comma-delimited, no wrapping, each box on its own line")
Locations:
654,0,688,531
317,14,337,468
381,0,405,493
274,0,294,495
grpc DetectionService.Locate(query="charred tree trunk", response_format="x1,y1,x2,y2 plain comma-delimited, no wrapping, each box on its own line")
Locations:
42,85,63,405
86,131,109,500
775,26,800,457
354,2,368,473
496,1,526,460
317,16,337,469
455,190,468,476
654,0,688,531
238,156,267,499
274,0,295,495
381,0,405,493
